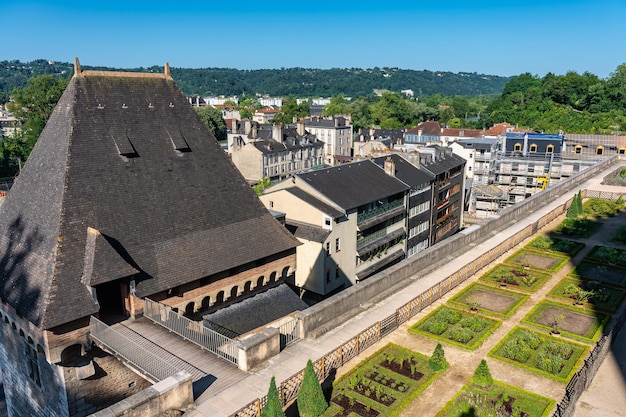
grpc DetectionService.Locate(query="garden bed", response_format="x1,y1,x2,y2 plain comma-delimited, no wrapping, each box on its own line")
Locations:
521,300,606,343
479,264,551,293
504,249,569,272
436,380,555,417
322,343,441,417
570,261,626,285
449,283,529,318
409,306,501,350
490,327,588,382
551,218,601,239
584,245,626,268
526,235,585,256
548,277,626,313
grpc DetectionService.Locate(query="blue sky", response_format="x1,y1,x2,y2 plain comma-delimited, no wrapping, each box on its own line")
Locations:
3,0,625,78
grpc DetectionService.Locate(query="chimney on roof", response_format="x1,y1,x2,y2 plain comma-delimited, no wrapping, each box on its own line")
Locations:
244,120,251,135
73,57,81,77
251,124,258,139
164,62,171,79
384,156,395,177
369,128,375,137
297,119,305,136
273,124,283,142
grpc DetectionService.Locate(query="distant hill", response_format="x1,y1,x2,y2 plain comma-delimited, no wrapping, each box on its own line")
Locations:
0,59,510,99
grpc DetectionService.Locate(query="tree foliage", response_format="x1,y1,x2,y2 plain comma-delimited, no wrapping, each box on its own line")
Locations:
472,359,493,387
261,376,286,417
297,359,328,417
194,105,227,140
273,97,309,125
2,74,69,176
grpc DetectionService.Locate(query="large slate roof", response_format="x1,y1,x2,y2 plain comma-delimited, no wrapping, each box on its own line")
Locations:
296,160,408,210
372,154,434,188
0,63,299,330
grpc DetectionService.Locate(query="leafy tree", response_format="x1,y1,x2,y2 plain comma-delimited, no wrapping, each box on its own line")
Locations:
472,359,493,387
428,343,449,371
297,360,327,417
273,97,309,125
253,178,271,196
322,94,351,117
194,105,227,141
4,74,69,175
261,376,285,417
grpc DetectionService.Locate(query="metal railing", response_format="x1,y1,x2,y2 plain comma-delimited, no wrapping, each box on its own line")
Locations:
357,199,404,223
356,228,387,249
143,298,239,365
277,318,300,349
88,316,180,383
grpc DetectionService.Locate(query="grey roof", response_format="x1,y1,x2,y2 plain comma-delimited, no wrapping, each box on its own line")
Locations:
372,154,434,188
455,137,498,150
283,187,344,219
285,220,330,243
203,284,307,335
422,152,466,175
0,67,299,329
296,160,409,210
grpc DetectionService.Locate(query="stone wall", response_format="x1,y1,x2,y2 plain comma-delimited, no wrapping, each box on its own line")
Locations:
297,156,618,338
0,308,69,417
88,371,192,417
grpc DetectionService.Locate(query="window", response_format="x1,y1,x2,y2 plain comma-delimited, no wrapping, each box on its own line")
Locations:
335,238,341,252
546,145,554,153
575,145,582,154
325,242,330,256
335,268,340,280
323,216,331,228
468,166,472,172
596,146,604,155
514,143,522,152
25,343,41,387
529,144,537,152
269,201,274,209
620,148,626,155
511,176,518,184
325,270,330,283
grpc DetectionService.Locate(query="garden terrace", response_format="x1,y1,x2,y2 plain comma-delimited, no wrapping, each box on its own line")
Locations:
569,261,626,285
526,236,585,256
479,264,551,293
504,249,569,272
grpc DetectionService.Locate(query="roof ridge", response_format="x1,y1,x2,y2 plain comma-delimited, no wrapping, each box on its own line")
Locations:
73,57,173,80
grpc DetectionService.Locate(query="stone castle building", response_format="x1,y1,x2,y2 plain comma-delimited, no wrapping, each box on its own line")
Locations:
0,59,299,416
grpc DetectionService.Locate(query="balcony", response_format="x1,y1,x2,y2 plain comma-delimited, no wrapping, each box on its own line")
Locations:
357,199,405,228
357,228,405,257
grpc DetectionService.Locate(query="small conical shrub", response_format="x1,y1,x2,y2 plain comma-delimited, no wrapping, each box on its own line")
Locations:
472,359,493,387
261,376,286,417
428,343,449,371
576,190,583,214
567,193,579,218
297,359,328,417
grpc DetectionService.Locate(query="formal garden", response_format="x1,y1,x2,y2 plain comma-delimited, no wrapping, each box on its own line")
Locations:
258,195,624,417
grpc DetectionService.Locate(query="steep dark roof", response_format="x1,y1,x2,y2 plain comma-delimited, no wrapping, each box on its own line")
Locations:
0,65,299,329
371,154,434,188
422,153,466,175
296,160,408,210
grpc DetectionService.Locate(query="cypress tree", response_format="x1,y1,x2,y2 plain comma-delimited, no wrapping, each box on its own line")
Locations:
472,359,493,387
261,376,286,417
576,190,584,214
297,359,328,417
567,193,579,218
428,343,449,371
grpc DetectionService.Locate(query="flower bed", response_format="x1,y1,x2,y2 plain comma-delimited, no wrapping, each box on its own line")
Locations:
569,261,626,285
479,264,551,293
551,218,601,238
321,343,442,417
504,249,569,272
490,327,588,382
409,306,501,350
585,245,626,268
436,380,554,417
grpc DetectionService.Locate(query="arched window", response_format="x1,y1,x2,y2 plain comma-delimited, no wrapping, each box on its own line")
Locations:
546,145,554,153
529,144,537,152
596,146,604,155
514,143,522,152
575,145,582,154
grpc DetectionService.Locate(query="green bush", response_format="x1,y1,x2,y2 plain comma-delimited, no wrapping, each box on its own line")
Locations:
422,317,449,335
448,327,474,344
428,343,449,371
460,316,488,332
297,360,328,417
262,376,286,417
472,359,493,387
435,308,463,324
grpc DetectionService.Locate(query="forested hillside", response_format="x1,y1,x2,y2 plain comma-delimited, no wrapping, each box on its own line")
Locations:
0,59,509,101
